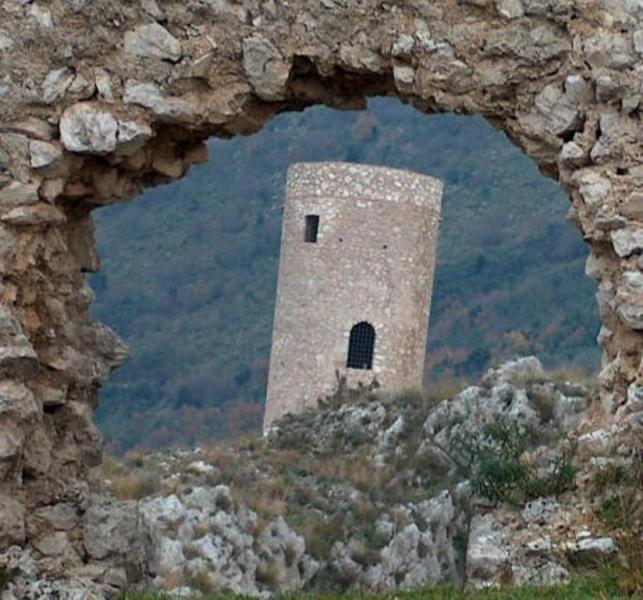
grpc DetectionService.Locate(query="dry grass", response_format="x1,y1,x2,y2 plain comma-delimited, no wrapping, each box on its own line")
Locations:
548,365,597,389
526,386,557,423
242,477,289,520
425,375,470,403
186,569,216,595
256,558,282,588
93,454,161,500
299,513,345,561
310,450,376,491
191,522,210,540
205,444,239,482
112,471,161,500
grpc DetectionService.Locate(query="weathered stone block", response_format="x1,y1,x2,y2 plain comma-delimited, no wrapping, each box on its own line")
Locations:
0,494,25,548
60,104,118,154
29,140,62,169
611,227,643,257
123,81,197,123
243,35,291,101
124,23,182,63
1,203,66,226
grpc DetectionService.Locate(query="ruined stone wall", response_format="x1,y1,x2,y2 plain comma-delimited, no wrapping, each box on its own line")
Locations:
0,0,641,579
264,162,442,427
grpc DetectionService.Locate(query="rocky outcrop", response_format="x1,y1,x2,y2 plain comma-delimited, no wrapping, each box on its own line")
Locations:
0,546,106,600
2,357,636,596
0,0,641,581
140,485,319,596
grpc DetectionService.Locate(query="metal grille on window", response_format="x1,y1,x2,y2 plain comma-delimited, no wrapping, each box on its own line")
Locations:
347,322,375,370
304,215,319,243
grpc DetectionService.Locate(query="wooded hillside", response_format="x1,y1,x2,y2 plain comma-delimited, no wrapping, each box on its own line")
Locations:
90,98,600,454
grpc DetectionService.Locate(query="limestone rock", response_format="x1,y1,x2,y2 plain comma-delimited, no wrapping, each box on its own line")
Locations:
243,35,291,101
32,503,79,532
466,514,510,588
0,495,25,547
522,498,560,525
392,34,415,57
393,65,415,87
117,120,153,154
611,227,643,257
5,117,54,141
1,203,66,226
620,193,643,221
0,546,108,598
495,0,524,19
84,495,151,580
535,84,582,136
123,81,197,123
60,104,118,154
616,271,643,329
576,172,611,208
0,181,39,207
94,68,115,103
585,32,635,70
28,4,53,28
482,356,544,386
32,532,70,557
0,306,38,373
560,142,585,165
142,486,318,595
124,23,183,62
42,68,74,104
565,535,617,565
141,0,165,20
0,381,38,420
0,29,14,53
29,140,62,169
577,428,612,458
634,30,643,55
0,225,16,272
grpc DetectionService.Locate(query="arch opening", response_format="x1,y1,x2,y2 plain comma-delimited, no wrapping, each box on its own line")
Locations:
89,99,599,453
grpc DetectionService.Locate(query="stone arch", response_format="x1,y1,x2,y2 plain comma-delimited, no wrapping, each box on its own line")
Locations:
0,0,641,565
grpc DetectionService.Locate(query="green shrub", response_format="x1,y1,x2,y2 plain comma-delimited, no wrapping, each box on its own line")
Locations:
593,460,643,597
593,464,632,490
0,566,11,592
303,514,345,561
456,422,575,506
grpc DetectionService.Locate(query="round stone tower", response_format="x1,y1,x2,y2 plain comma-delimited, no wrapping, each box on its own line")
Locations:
264,162,443,428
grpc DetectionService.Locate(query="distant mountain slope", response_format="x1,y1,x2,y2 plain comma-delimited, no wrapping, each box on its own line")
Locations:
90,98,600,454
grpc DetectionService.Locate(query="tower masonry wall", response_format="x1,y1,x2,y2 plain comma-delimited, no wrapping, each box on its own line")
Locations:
264,162,443,428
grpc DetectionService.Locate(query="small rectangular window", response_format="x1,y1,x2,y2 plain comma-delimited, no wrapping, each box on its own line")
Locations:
304,215,319,243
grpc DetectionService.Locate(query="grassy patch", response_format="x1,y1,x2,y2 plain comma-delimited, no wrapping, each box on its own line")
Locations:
112,472,161,500
117,570,635,599
592,458,643,597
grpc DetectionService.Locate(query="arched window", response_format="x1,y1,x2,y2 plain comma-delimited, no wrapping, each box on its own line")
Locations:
347,322,375,370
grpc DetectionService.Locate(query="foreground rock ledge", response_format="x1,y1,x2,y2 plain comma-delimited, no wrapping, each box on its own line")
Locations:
2,357,638,597
0,0,641,580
